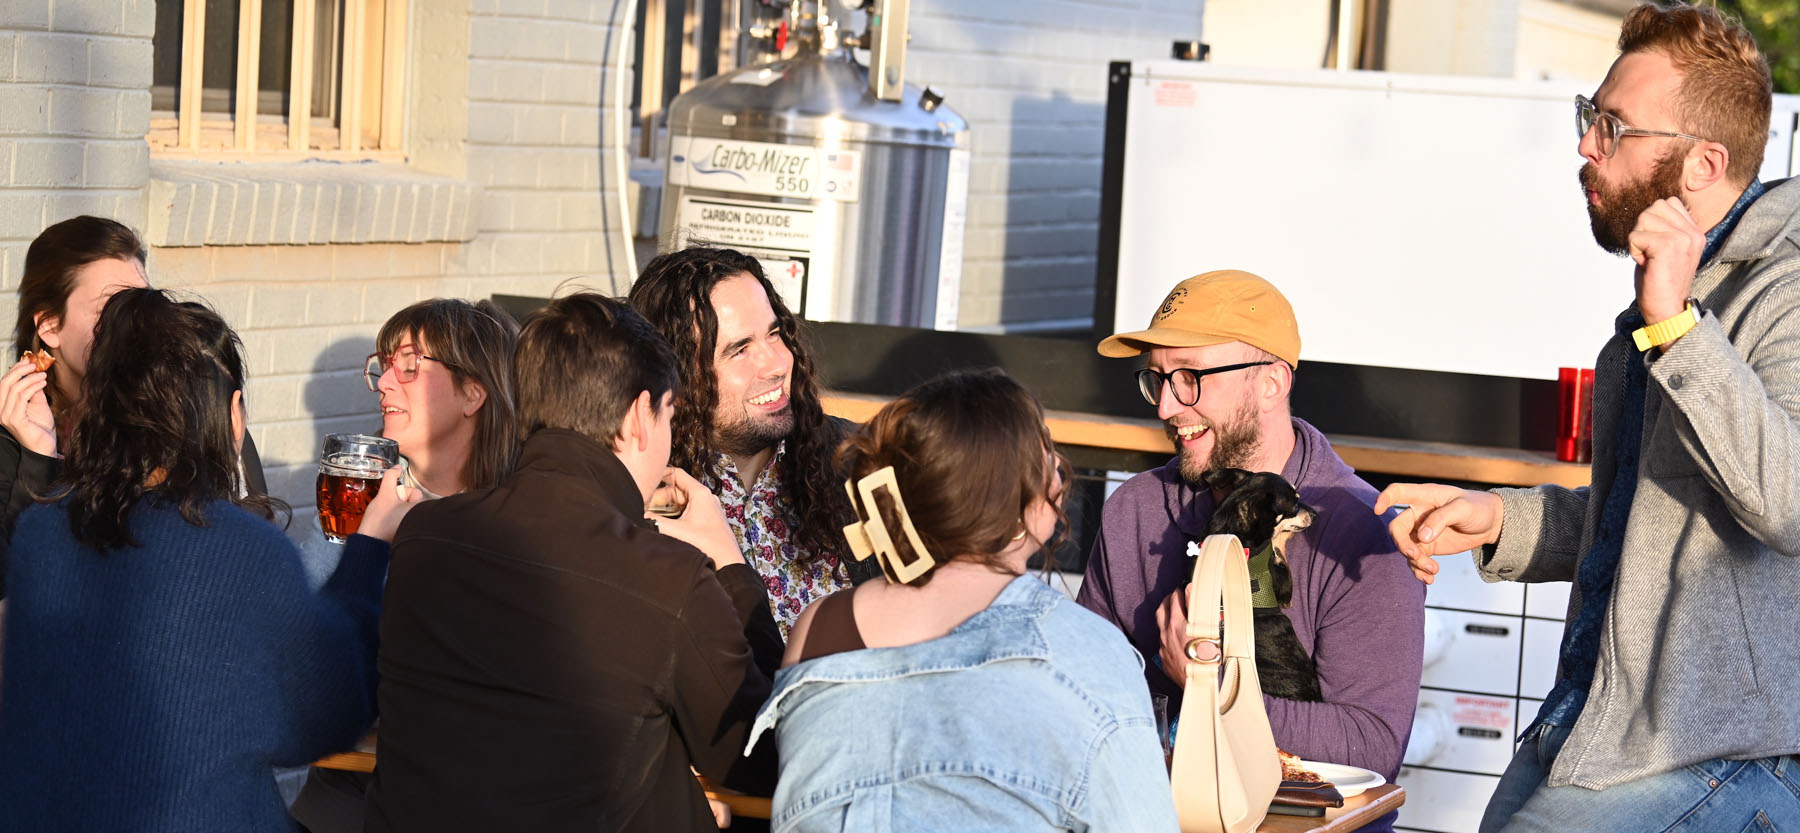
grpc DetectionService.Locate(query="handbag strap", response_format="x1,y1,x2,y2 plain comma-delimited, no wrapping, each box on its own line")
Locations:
1172,533,1268,832
1184,534,1253,706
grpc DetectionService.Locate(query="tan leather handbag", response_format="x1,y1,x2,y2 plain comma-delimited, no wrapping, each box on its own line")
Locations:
1169,534,1282,833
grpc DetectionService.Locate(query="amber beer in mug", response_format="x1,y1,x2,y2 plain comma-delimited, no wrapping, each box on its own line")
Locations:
316,433,399,543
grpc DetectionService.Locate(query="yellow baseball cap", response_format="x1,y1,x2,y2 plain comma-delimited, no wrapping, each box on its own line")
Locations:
1097,270,1301,367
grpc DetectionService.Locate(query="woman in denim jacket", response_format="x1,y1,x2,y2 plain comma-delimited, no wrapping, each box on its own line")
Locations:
750,369,1178,832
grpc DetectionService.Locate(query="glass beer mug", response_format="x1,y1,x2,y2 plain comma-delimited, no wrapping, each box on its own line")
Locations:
316,433,400,543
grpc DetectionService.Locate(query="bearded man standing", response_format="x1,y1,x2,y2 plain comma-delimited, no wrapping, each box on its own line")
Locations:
630,247,880,640
1078,269,1423,833
1381,5,1800,831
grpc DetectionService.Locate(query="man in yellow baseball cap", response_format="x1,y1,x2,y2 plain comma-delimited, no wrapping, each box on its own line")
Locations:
1078,270,1423,833
1097,269,1301,484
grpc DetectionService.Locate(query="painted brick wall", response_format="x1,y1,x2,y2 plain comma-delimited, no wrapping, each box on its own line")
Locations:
3,0,1195,552
906,0,1207,332
146,0,639,560
0,0,152,295
456,0,636,298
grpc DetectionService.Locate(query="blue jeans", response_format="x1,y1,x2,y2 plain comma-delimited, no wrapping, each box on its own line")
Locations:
1481,724,1800,833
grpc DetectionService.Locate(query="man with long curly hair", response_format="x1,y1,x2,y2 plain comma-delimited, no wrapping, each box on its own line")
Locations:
630,247,880,638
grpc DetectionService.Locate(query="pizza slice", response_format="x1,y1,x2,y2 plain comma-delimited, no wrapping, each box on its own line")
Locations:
1277,746,1324,784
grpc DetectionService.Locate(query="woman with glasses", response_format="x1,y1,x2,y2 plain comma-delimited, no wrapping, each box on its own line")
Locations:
0,289,392,832
291,298,519,833
362,299,520,499
752,369,1177,832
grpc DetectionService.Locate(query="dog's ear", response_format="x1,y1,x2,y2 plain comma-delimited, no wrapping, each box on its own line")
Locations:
1203,468,1250,493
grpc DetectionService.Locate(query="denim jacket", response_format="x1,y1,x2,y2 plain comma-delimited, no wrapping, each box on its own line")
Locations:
748,575,1178,832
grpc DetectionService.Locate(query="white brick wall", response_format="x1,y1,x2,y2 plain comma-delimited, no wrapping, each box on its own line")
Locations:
457,0,632,294
907,0,1207,331
3,0,1209,546
1,1,636,559
207,0,634,538
0,1,153,293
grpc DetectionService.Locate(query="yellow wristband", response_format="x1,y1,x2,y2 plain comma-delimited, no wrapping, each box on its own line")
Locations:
1631,302,1698,351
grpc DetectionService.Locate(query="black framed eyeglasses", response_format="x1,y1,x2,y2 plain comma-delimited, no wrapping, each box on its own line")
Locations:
1575,94,1707,159
1135,361,1274,407
365,351,456,392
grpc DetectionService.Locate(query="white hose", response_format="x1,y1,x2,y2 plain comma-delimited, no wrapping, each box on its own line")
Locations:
608,0,641,292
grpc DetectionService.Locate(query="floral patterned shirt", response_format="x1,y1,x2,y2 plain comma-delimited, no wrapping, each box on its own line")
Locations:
709,442,851,638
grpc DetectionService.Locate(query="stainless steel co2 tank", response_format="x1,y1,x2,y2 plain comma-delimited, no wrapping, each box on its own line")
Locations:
659,1,969,329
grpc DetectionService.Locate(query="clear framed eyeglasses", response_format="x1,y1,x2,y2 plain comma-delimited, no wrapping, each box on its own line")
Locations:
1575,94,1707,159
364,350,455,392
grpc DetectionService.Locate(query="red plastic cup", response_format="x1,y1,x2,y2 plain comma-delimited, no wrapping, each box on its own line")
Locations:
1556,367,1595,463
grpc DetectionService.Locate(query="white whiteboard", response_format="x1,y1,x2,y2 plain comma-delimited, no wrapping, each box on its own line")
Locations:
1110,62,1799,380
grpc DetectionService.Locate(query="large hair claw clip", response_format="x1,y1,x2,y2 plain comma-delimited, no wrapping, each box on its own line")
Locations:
841,465,936,585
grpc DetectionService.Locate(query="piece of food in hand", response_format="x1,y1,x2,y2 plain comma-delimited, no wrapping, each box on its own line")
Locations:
1277,747,1324,784
646,471,689,518
21,349,53,373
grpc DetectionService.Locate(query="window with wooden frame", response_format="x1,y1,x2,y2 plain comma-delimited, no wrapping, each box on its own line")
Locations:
149,0,407,160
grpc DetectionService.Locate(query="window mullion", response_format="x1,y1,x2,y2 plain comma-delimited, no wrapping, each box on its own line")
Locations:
288,0,317,153
178,0,206,149
379,0,406,152
234,0,262,151
639,0,669,158
341,0,365,153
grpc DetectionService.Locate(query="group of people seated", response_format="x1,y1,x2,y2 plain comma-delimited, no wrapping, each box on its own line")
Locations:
0,216,1407,833
4,4,1800,833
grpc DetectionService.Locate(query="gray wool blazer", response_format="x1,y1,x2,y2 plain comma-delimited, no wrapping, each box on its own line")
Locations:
1480,175,1800,790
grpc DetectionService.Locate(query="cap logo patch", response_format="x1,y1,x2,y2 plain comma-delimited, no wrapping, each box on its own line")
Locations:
1156,288,1188,321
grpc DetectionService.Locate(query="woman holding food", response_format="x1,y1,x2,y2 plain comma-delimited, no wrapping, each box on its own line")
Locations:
0,288,394,832
0,216,154,595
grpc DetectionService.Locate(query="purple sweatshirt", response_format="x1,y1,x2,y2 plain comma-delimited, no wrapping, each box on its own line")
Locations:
1078,418,1423,821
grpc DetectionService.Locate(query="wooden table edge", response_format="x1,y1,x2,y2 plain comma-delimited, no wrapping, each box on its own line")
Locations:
822,391,1589,489
312,749,375,772
696,778,775,820
313,742,775,820
1256,783,1404,832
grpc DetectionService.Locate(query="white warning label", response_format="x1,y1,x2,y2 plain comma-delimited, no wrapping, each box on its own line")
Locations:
676,196,815,255
675,195,821,313
749,254,809,313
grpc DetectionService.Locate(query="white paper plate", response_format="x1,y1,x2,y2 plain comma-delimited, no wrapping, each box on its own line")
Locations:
1300,761,1385,797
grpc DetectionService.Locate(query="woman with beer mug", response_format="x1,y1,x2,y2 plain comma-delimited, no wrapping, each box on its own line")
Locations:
310,297,519,547
0,289,392,832
369,298,519,499
292,297,520,833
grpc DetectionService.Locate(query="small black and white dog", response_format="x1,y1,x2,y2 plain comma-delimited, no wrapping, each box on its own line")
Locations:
1193,467,1322,702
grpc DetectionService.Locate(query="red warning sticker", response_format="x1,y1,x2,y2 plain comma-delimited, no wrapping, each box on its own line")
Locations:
1451,695,1512,730
1154,81,1197,108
